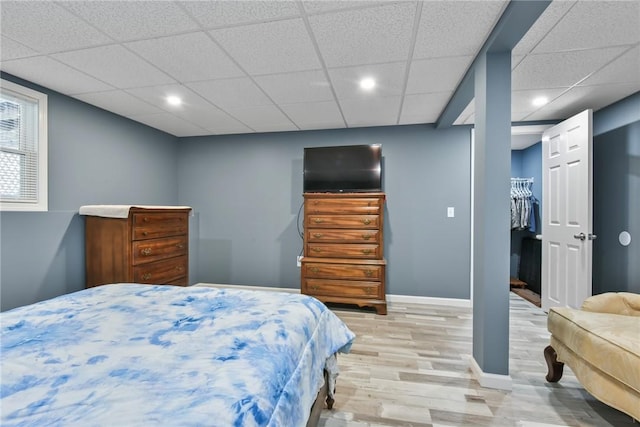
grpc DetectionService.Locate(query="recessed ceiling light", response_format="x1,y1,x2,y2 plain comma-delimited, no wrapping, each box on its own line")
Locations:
360,77,376,91
532,96,548,107
166,95,182,106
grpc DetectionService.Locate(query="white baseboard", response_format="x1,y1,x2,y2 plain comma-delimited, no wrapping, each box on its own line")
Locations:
194,283,471,308
386,294,471,308
468,355,513,391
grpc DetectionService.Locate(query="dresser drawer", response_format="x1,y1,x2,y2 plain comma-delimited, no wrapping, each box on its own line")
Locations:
132,213,188,240
307,243,380,259
132,236,187,265
305,197,382,215
306,214,379,229
304,262,383,280
303,279,382,299
307,229,379,243
133,255,187,284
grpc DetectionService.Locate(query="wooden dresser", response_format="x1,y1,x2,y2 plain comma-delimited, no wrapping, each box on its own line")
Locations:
301,193,387,315
83,206,191,288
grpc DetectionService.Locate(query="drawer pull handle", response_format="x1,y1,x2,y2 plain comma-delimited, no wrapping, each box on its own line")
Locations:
313,233,323,238
141,248,152,256
310,285,319,291
362,234,372,240
176,244,184,249
176,266,184,272
362,219,371,225
142,231,149,236
314,218,323,224
312,247,322,253
364,287,374,295
143,217,150,222
142,273,152,280
310,267,320,273
361,249,372,255
364,269,373,277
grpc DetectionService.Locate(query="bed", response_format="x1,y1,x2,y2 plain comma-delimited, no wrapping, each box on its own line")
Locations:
0,284,355,426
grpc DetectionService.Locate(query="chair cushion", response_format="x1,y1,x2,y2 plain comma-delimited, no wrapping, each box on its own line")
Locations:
548,307,640,394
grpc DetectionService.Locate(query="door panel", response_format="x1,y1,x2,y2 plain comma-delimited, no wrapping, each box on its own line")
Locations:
542,109,593,311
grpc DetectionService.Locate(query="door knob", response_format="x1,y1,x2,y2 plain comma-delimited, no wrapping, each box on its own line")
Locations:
573,233,586,241
588,233,597,240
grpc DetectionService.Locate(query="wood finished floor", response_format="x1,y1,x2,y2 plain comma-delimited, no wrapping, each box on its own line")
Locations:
318,293,635,427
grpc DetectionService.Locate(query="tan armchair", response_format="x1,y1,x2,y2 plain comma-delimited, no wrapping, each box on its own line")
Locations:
545,292,640,421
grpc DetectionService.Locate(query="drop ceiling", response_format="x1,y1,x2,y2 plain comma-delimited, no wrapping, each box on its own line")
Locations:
1,1,638,137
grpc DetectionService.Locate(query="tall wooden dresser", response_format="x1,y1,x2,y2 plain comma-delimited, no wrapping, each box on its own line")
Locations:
81,206,191,288
301,193,387,315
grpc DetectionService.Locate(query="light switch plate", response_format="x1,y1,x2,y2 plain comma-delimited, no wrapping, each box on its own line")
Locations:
447,207,455,218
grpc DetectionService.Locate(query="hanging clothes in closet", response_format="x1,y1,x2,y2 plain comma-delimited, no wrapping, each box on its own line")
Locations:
511,178,535,230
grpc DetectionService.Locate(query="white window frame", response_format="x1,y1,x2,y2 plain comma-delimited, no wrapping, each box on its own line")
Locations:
0,79,48,212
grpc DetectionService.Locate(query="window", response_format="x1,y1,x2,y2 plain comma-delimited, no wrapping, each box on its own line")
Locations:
0,79,48,211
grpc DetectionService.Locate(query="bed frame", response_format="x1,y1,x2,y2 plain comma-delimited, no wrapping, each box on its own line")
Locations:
306,370,334,427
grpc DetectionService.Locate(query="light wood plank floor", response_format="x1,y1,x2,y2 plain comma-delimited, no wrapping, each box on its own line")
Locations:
319,293,635,427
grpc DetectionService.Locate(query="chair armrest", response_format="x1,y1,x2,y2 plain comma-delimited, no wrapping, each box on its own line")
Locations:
581,292,640,316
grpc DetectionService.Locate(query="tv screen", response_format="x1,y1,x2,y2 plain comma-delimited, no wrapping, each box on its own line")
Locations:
303,144,382,193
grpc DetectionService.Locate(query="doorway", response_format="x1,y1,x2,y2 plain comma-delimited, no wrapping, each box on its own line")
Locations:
510,125,550,307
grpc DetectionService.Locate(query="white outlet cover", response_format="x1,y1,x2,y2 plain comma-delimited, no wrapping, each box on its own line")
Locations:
447,207,455,218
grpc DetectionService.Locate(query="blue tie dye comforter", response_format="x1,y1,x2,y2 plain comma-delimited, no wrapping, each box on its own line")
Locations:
0,284,355,426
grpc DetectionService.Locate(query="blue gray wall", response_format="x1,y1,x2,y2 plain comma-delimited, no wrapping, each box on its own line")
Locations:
0,72,180,311
177,124,472,299
593,119,639,294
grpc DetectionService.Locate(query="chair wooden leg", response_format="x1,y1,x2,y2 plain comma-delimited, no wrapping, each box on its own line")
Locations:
544,345,564,382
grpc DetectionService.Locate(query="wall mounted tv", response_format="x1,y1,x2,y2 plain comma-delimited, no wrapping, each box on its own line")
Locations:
303,144,382,193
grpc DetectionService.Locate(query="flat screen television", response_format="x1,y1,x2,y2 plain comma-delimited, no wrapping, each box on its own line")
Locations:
303,144,382,193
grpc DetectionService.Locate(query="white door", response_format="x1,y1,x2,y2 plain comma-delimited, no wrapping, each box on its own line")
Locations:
541,109,594,311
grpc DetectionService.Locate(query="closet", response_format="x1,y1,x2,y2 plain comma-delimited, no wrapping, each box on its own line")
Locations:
510,177,541,304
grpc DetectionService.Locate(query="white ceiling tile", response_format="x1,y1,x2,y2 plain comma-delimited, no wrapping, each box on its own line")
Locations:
533,1,640,53
0,37,39,61
128,85,254,135
52,45,175,89
126,32,245,82
125,84,210,114
280,100,344,130
186,78,273,110
210,18,321,75
413,1,507,59
0,56,113,94
523,83,640,122
130,113,209,137
406,56,472,94
254,70,333,104
224,105,298,133
182,105,254,135
60,1,200,42
511,88,569,113
302,1,384,15
180,1,299,28
309,3,416,67
329,62,407,100
0,1,113,53
580,46,640,87
512,47,628,90
74,90,164,117
340,96,401,127
399,91,452,124
513,1,576,55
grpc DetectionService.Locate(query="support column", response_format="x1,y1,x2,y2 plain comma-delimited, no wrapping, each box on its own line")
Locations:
471,51,512,390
